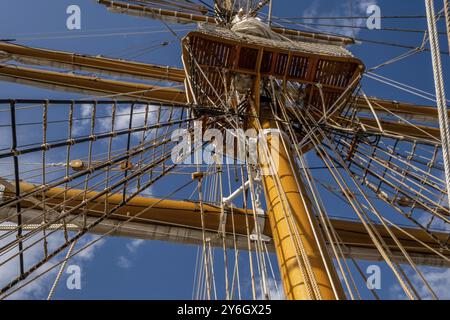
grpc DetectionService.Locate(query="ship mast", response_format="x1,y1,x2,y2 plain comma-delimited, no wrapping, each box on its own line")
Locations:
1,0,449,301
250,66,344,299
238,0,345,299
180,0,361,299
259,119,345,299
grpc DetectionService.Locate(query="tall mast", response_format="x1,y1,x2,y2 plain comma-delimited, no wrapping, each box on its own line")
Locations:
259,118,344,300
249,63,344,299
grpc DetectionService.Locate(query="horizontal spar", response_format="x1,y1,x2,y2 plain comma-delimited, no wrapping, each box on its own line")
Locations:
354,96,447,123
97,0,354,45
2,43,441,123
0,64,187,104
335,114,442,142
0,42,185,83
0,182,448,266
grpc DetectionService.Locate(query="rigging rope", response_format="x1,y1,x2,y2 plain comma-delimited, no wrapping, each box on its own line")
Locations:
277,15,428,20
46,240,77,300
425,0,450,213
445,0,450,53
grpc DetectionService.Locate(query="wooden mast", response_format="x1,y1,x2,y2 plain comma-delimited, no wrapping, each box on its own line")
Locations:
257,116,345,300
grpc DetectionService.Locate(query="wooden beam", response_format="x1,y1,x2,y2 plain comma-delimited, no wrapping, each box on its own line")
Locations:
353,117,441,141
97,0,354,45
0,42,185,83
1,182,448,266
355,96,447,123
0,64,187,104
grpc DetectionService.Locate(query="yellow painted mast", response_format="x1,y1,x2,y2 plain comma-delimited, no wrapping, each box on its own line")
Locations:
259,117,345,300
245,39,344,298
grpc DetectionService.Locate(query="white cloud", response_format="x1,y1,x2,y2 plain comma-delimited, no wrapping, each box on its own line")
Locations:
115,239,145,269
117,255,132,269
302,0,379,37
73,103,158,136
0,228,64,299
256,277,285,300
80,103,94,118
72,103,94,136
73,234,106,261
390,266,450,299
0,226,106,299
416,267,450,299
98,104,159,137
126,239,144,253
266,278,284,300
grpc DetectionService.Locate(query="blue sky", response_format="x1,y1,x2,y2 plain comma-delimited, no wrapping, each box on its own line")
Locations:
0,0,449,300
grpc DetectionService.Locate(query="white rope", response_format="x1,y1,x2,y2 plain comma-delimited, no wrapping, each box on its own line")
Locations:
425,0,450,210
444,0,450,54
47,240,77,300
